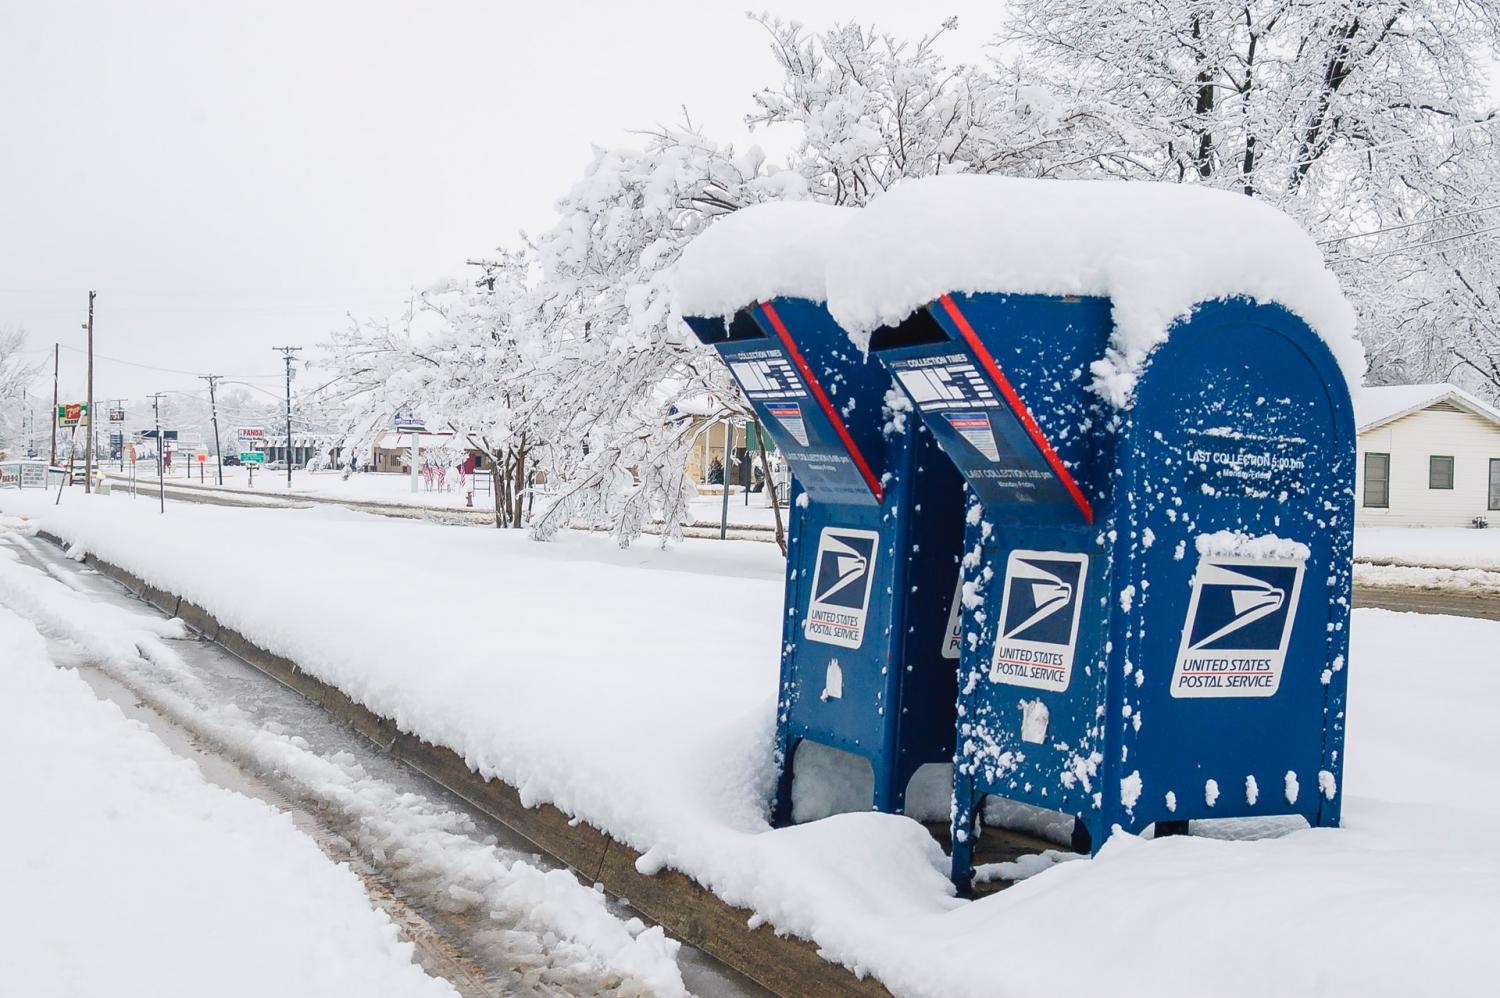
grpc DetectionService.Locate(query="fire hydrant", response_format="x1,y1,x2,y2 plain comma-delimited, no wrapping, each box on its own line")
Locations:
465,491,473,507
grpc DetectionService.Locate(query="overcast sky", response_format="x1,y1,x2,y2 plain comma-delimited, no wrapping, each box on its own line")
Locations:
1,1,1000,411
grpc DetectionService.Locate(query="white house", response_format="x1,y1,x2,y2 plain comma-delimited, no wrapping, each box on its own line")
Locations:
1354,383,1500,528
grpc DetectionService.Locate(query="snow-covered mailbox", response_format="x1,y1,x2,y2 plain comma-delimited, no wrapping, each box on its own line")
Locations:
676,202,965,822
829,175,1363,889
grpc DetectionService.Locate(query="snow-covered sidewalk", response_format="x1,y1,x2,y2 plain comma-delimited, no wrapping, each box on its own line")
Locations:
0,516,693,996
4,491,1498,997
0,593,455,997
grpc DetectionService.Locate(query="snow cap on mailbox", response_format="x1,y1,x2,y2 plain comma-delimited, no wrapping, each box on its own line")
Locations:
674,201,858,318
824,174,1364,406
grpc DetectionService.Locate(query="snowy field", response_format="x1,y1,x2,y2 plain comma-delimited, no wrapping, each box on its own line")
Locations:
2,490,1497,997
0,579,455,996
107,466,783,528
1355,525,1500,571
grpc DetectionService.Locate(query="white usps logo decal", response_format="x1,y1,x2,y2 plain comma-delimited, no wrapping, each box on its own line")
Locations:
804,527,879,649
991,551,1088,692
1171,556,1305,698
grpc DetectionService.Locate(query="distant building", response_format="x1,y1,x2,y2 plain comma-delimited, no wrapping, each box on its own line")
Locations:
1355,383,1500,528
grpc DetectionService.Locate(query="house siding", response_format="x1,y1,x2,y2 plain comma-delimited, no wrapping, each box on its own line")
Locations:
1355,406,1500,527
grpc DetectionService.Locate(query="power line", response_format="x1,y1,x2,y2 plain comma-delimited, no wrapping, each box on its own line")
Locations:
1327,223,1500,265
1290,113,1498,170
52,344,282,380
1319,203,1500,246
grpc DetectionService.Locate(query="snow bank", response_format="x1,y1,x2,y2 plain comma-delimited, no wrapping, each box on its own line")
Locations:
1354,562,1500,594
824,175,1364,406
1355,525,1500,571
8,492,1499,997
674,201,858,316
0,605,453,998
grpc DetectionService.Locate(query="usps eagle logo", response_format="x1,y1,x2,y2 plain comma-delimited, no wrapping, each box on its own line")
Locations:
1171,558,1305,698
990,551,1089,692
804,528,879,649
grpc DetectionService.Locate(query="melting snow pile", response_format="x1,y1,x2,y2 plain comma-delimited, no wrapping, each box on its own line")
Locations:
822,174,1364,406
0,602,453,998
674,201,858,316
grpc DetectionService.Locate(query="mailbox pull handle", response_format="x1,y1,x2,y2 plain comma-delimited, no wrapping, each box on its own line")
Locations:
758,300,885,503
936,294,1094,524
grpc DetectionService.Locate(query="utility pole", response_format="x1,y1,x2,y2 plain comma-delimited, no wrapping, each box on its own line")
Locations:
200,374,224,485
84,291,95,493
148,393,166,514
272,347,300,488
49,343,58,467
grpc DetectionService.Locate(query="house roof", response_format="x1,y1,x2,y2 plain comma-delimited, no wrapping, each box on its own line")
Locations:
372,431,460,450
1355,383,1500,432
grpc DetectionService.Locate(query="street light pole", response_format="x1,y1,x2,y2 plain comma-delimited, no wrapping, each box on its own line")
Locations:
272,347,300,489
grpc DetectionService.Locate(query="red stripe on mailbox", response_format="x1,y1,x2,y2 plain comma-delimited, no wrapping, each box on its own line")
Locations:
757,301,884,503
936,294,1094,524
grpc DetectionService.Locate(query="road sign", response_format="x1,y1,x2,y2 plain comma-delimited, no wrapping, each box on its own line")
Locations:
197,451,208,463
393,408,426,431
240,451,266,464
56,402,89,427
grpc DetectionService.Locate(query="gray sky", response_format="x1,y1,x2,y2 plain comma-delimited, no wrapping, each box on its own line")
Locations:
1,0,997,409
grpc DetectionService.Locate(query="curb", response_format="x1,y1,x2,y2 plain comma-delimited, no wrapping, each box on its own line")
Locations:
39,530,887,998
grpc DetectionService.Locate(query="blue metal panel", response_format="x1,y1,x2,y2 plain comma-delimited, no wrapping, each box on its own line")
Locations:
1109,299,1354,839
686,298,965,820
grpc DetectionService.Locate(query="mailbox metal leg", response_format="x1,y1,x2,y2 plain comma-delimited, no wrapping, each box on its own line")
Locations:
949,784,980,896
770,736,801,828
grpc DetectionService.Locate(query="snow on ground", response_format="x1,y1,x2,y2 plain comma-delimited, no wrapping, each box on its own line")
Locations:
0,598,455,997
0,522,691,996
107,467,783,528
1354,561,1500,593
1355,525,1500,571
4,490,1498,997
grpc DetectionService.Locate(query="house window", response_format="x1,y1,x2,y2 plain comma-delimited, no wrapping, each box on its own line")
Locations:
1363,452,1390,508
1429,455,1455,490
1490,459,1500,511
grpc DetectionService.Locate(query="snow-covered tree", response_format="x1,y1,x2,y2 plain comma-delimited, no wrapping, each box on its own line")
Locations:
749,14,1112,199
525,17,1108,546
320,253,558,527
0,327,41,457
522,126,805,545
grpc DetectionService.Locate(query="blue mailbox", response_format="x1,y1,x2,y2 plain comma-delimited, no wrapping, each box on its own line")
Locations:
871,290,1354,889
682,294,965,822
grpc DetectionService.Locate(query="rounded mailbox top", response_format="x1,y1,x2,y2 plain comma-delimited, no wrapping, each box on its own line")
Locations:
823,174,1364,408
675,201,859,318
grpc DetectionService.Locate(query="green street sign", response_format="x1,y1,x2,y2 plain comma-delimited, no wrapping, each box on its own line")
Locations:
239,451,266,464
